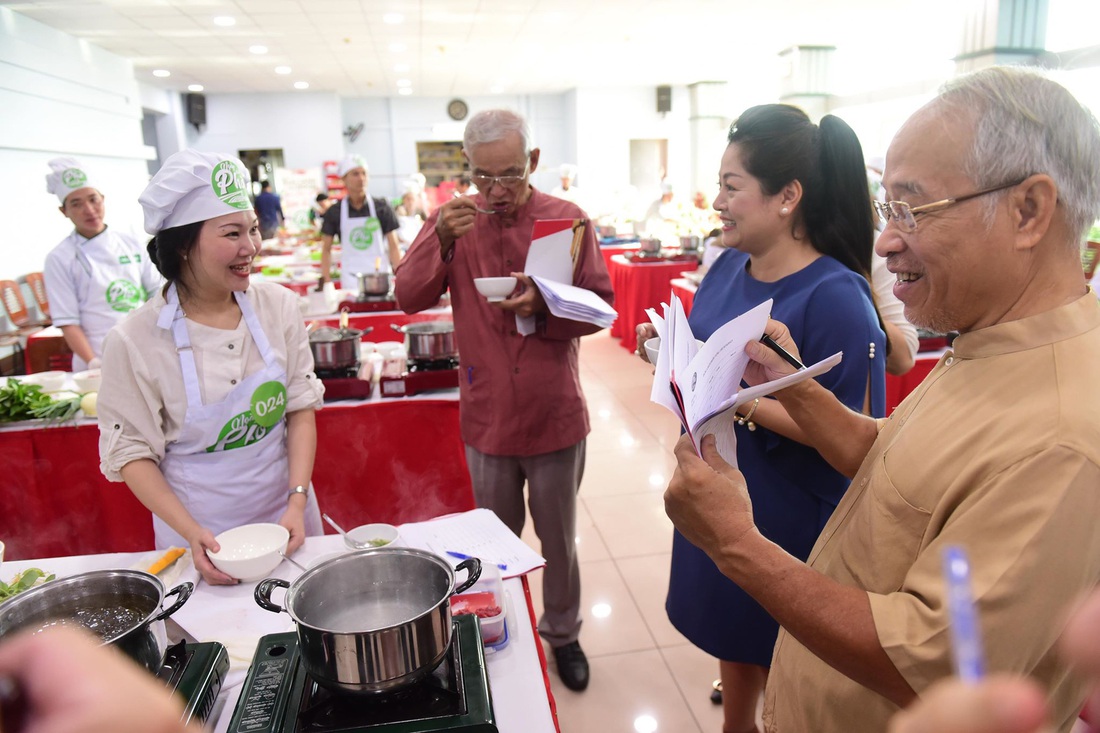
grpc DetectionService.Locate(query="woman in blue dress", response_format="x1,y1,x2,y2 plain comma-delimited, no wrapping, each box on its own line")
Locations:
638,104,886,732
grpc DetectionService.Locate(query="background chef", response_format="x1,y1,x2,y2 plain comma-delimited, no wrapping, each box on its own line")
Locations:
43,157,162,371
96,149,324,585
318,154,402,292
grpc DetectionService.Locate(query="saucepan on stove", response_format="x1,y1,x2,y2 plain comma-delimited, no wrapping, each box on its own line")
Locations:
0,569,193,673
356,271,391,298
309,309,372,371
255,548,481,694
390,321,457,361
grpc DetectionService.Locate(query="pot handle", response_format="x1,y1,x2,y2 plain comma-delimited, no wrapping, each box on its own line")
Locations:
451,557,482,596
361,326,373,335
390,323,405,334
152,581,194,622
255,578,291,614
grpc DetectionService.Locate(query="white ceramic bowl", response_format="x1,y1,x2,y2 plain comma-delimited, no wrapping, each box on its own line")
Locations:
343,523,400,551
206,523,289,581
473,277,517,303
72,369,101,393
20,371,67,393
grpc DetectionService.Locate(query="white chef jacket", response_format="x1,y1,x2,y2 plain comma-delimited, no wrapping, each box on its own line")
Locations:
42,227,163,370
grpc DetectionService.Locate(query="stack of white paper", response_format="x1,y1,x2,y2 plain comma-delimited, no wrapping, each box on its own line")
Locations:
649,294,843,464
531,275,617,329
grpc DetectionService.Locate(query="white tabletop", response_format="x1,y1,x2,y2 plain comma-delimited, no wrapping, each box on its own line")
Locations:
3,530,557,733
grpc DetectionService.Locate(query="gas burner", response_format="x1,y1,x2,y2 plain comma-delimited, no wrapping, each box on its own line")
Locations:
315,364,360,380
339,298,399,313
407,356,460,372
227,615,496,732
156,640,229,725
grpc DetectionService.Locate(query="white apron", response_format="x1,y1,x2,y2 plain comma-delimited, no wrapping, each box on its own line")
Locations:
70,230,149,371
338,195,387,291
153,283,322,550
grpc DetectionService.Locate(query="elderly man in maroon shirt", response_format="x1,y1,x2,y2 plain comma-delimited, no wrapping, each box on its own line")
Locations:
395,109,613,692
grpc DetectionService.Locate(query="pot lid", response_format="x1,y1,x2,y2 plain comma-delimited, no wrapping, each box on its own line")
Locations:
402,321,454,335
310,326,361,342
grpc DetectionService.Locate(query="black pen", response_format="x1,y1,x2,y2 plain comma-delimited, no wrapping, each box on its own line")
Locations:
760,333,805,371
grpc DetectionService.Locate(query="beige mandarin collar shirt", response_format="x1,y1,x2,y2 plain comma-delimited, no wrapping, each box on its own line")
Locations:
764,289,1100,733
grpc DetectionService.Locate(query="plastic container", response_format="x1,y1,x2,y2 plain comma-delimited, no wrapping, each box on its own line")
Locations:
450,563,506,646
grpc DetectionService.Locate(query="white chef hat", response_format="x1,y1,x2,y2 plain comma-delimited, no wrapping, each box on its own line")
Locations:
560,163,577,179
45,157,98,204
139,149,253,235
337,155,368,177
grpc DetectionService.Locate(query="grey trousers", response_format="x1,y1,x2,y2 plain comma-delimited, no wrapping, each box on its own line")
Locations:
464,439,585,648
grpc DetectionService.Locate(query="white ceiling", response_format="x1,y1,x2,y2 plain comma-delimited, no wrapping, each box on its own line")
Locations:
4,0,976,98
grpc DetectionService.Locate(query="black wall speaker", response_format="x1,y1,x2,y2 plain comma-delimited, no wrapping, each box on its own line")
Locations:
186,93,206,127
656,85,672,114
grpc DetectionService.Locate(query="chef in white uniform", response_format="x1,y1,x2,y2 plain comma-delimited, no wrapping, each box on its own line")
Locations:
96,149,325,585
318,155,402,292
43,158,162,372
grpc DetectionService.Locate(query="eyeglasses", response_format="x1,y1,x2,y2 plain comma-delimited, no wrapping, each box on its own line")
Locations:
471,161,530,191
872,178,1027,233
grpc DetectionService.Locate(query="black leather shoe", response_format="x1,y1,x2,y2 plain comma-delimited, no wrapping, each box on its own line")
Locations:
552,641,590,691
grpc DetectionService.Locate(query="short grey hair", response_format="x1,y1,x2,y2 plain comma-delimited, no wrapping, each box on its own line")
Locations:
463,109,532,155
938,66,1100,246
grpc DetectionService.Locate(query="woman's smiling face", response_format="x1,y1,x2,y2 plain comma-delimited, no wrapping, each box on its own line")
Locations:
182,211,261,296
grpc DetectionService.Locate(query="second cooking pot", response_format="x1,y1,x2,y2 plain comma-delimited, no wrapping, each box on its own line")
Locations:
255,548,481,694
357,271,391,298
0,570,193,673
309,325,371,370
390,321,457,361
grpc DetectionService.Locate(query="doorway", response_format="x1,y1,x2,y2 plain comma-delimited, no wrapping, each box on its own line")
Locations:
238,149,286,194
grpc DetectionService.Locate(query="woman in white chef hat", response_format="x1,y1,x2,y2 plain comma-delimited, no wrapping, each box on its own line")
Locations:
96,149,325,585
43,157,163,372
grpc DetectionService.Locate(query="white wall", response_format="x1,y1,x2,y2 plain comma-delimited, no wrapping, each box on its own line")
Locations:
185,92,345,174
0,8,152,280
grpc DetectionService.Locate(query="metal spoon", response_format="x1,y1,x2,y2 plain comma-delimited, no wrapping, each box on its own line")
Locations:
278,551,309,572
322,513,373,549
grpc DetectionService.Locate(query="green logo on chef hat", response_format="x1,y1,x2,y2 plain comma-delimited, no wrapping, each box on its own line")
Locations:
349,219,380,250
210,160,251,210
105,279,144,313
62,168,87,188
250,381,287,428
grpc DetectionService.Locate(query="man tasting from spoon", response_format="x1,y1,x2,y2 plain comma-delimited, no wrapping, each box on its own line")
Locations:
663,66,1100,732
395,109,614,693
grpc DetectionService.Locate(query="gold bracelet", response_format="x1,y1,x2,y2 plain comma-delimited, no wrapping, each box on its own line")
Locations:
735,398,760,431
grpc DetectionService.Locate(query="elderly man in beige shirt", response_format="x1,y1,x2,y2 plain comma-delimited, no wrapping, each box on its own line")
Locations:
663,66,1100,733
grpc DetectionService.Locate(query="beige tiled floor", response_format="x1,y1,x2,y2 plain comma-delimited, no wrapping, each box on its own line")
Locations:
517,332,729,733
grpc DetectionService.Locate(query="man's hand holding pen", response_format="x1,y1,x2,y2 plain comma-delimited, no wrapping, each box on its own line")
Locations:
743,319,804,387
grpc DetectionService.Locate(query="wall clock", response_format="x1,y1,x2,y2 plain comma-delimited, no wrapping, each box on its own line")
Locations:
447,98,468,121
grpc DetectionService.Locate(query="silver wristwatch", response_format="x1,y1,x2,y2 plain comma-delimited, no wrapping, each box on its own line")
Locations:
288,485,309,499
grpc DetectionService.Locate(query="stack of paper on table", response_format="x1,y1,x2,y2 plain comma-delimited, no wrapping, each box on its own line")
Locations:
517,218,617,335
398,508,546,579
648,295,843,464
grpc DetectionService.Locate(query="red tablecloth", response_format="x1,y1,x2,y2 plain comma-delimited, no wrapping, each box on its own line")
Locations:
0,399,473,560
884,354,940,414
608,255,698,351
599,244,640,274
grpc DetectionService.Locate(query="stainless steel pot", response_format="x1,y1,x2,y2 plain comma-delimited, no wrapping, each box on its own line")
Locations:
0,570,193,672
310,326,367,370
639,237,662,254
679,235,702,252
390,321,457,361
357,271,391,297
255,548,480,694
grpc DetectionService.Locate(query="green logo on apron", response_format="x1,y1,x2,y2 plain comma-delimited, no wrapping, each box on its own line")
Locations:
250,381,287,428
210,160,251,210
105,280,144,313
62,168,87,188
205,409,269,452
349,218,381,250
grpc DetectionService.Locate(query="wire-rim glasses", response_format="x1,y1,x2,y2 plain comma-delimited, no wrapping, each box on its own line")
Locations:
873,178,1027,233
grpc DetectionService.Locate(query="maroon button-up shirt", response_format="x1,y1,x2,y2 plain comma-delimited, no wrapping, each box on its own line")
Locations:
395,188,614,456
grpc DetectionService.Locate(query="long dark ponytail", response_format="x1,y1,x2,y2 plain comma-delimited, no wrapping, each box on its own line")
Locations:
727,104,873,280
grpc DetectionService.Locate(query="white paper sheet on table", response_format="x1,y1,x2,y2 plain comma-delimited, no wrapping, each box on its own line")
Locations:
398,508,545,579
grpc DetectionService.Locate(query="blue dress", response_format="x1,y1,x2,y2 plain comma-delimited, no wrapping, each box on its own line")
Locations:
666,249,886,666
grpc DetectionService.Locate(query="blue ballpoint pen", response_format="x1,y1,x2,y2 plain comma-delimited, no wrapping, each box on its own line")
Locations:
445,550,507,571
943,545,984,683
